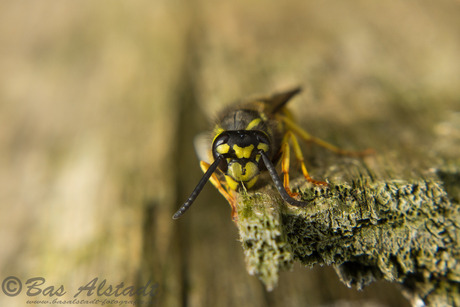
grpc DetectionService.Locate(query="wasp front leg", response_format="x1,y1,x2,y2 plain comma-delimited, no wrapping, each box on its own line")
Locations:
280,133,298,198
280,131,328,196
199,161,238,221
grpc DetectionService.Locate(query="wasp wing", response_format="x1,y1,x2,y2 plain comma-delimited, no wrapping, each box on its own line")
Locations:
262,87,302,114
194,131,213,163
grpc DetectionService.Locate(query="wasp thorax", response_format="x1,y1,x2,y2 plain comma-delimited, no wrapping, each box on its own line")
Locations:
212,130,271,190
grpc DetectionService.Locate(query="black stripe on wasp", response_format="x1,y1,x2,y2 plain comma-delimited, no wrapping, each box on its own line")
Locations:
173,87,373,221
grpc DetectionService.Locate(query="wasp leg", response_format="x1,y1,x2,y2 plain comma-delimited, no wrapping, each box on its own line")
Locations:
279,115,375,157
280,132,299,197
199,161,238,221
282,131,328,190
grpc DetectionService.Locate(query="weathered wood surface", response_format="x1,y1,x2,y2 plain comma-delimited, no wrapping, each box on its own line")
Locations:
237,176,460,306
1,1,459,307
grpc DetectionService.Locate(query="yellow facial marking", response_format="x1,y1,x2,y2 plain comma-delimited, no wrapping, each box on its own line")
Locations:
216,143,230,155
233,144,254,159
245,175,259,189
225,175,239,191
227,161,259,182
257,143,269,152
246,118,262,130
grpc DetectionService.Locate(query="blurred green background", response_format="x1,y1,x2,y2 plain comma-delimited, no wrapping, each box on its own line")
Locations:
0,1,459,306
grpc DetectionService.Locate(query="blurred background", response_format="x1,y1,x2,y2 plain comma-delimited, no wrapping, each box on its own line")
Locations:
0,0,459,306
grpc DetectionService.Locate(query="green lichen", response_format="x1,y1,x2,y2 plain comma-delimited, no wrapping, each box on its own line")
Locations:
236,175,460,306
236,190,293,291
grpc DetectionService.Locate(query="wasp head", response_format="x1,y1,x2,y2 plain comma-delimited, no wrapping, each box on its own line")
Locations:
212,130,271,190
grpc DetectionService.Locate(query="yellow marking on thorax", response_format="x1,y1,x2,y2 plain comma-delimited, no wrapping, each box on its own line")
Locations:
212,126,224,143
259,111,268,121
233,144,254,159
246,118,262,130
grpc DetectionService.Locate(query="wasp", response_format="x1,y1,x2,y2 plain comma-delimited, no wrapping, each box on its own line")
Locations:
173,87,372,221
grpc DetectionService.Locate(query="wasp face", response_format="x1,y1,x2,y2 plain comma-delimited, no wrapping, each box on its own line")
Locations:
212,130,271,190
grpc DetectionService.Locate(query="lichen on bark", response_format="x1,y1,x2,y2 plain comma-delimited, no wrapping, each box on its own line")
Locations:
236,173,460,306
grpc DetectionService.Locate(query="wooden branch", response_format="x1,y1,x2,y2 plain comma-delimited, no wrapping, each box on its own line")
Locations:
236,169,460,306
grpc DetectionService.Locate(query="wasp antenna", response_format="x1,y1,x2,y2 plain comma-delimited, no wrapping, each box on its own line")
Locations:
173,155,223,219
259,150,310,208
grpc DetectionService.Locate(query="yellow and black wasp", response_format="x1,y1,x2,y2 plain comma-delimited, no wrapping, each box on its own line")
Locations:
173,87,372,221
